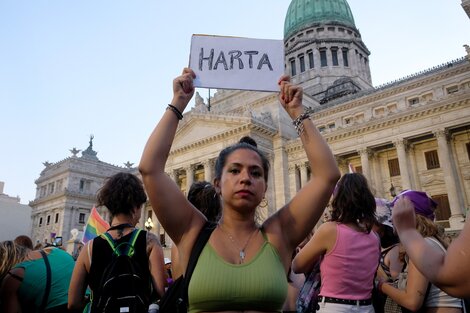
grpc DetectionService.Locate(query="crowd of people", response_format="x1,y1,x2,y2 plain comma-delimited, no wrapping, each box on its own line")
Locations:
1,69,469,313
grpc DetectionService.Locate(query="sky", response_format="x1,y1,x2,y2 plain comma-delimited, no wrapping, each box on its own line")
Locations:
0,1,468,204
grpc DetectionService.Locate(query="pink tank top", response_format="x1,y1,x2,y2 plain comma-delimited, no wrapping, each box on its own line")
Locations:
319,223,380,300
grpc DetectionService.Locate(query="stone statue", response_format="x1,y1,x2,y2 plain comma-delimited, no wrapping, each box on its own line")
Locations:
195,92,205,107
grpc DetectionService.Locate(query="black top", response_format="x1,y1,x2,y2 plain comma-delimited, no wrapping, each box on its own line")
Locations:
89,230,151,302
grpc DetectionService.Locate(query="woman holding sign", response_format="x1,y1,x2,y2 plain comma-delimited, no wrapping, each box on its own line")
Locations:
139,68,340,312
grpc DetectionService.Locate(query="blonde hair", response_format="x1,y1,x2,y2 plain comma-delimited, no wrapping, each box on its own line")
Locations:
399,214,448,261
0,241,28,282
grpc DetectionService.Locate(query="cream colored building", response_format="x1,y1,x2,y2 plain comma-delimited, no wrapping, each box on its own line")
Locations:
29,0,470,249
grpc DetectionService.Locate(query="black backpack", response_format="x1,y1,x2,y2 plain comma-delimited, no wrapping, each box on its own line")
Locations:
93,228,151,313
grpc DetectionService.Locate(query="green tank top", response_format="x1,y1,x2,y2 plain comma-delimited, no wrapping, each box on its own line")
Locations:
188,232,288,313
14,248,75,312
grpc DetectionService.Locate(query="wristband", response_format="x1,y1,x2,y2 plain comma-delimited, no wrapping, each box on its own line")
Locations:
292,112,310,136
167,104,183,120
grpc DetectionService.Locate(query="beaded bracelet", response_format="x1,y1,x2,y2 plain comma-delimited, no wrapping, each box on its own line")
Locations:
166,104,183,120
292,112,310,135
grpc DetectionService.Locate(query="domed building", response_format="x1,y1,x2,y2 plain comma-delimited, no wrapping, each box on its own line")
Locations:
284,0,372,102
29,0,470,249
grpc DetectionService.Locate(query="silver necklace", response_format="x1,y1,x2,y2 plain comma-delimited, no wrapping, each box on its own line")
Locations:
218,224,259,264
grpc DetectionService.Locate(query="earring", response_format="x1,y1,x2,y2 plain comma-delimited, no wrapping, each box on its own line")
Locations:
259,197,268,208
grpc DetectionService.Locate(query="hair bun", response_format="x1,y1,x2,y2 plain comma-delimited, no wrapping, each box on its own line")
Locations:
238,136,258,148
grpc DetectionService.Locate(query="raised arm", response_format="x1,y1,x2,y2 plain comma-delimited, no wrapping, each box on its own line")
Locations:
393,196,470,298
267,76,340,254
139,68,205,245
379,260,429,312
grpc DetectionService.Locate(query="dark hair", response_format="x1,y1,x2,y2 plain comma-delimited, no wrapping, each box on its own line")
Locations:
331,173,376,233
379,225,399,248
97,172,147,217
214,136,269,182
14,235,33,250
187,181,221,222
238,136,258,147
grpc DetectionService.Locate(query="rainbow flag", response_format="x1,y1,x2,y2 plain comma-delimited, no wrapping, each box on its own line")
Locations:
82,207,110,243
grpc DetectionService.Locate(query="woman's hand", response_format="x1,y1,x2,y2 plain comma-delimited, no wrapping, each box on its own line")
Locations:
278,75,304,119
171,68,196,111
392,196,416,236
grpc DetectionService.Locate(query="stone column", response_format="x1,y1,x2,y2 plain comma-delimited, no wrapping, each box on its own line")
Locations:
358,148,371,181
299,163,309,188
203,159,214,183
288,164,299,199
408,145,421,190
335,156,348,176
370,152,383,196
433,129,465,228
166,169,176,182
393,139,412,190
185,165,194,191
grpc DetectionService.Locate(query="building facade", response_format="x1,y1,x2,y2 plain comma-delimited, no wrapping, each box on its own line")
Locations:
29,0,470,249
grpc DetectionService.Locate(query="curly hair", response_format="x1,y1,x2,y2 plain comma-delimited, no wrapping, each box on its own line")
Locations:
97,172,147,217
187,181,221,223
0,241,28,282
330,173,376,233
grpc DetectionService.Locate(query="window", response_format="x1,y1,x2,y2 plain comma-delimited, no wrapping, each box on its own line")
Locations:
318,126,326,133
39,217,43,227
79,213,86,224
79,179,85,191
320,49,327,67
40,186,46,197
446,85,458,94
466,142,470,160
148,210,152,219
47,215,51,225
160,233,166,247
388,158,400,177
374,107,385,117
432,194,451,223
331,48,339,66
408,97,419,105
299,55,306,73
344,117,351,125
308,50,314,69
48,183,54,194
55,213,59,223
56,179,63,192
290,59,296,76
342,49,349,66
328,123,335,130
425,150,440,169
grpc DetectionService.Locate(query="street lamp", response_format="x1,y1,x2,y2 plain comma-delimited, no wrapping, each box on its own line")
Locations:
144,217,154,231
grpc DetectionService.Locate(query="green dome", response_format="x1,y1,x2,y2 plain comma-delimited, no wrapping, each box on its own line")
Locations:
284,0,356,39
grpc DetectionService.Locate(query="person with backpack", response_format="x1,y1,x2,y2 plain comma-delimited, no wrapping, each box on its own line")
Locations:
68,172,166,313
376,191,463,313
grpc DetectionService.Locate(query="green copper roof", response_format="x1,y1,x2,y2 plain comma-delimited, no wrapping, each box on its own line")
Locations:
284,0,356,39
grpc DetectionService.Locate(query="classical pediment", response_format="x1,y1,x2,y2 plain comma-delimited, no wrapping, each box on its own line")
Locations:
173,113,251,149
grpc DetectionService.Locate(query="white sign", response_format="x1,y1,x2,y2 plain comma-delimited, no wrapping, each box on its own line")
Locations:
189,34,284,92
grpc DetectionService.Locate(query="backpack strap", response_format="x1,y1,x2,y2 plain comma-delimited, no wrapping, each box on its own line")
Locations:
39,250,52,313
101,228,142,257
182,221,216,306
